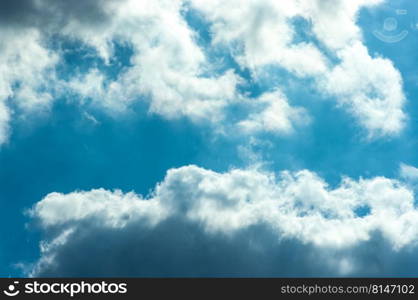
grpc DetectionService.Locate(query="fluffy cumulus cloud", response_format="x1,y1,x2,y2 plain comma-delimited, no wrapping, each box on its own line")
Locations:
190,0,406,137
60,0,243,122
0,0,122,143
189,0,329,76
320,42,405,137
237,90,309,135
0,0,409,145
0,0,241,142
27,165,418,276
0,26,58,144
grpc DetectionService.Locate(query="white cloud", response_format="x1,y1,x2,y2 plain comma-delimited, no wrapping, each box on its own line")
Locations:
31,189,168,229
320,42,406,137
0,0,244,144
0,0,408,143
28,164,418,275
0,27,58,144
31,0,402,137
60,0,242,122
190,0,328,77
237,90,309,135
400,163,418,181
0,28,57,109
299,0,383,51
190,0,406,137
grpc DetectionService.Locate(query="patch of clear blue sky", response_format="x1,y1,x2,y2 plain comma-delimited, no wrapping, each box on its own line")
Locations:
1,0,418,276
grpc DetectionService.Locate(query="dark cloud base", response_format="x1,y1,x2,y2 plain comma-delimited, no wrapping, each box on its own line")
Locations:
31,218,418,277
0,0,118,28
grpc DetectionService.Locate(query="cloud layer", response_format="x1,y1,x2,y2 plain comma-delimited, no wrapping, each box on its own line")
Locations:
28,165,418,276
0,0,408,145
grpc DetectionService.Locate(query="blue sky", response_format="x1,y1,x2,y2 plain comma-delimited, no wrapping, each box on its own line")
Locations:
1,0,418,277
